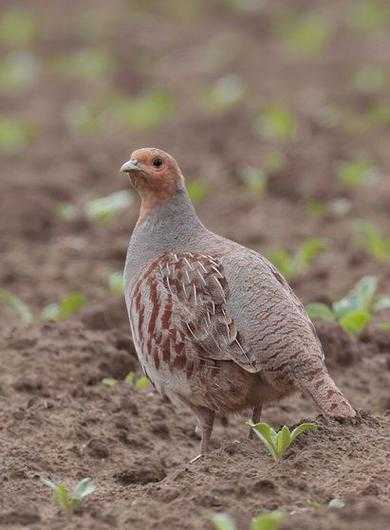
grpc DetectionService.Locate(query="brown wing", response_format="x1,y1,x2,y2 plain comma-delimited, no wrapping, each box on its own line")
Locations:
127,251,258,380
155,252,258,372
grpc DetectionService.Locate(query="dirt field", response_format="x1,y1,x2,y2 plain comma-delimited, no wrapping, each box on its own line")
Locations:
1,1,390,529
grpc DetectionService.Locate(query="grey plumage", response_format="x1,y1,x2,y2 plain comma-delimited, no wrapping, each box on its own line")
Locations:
122,148,355,455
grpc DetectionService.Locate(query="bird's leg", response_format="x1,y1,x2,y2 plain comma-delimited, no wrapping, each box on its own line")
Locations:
249,401,263,439
190,406,215,462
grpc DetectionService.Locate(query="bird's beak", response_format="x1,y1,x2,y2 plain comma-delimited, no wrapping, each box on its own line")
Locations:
120,159,140,174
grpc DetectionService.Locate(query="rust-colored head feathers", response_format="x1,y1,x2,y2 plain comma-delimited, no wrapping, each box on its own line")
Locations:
120,148,185,220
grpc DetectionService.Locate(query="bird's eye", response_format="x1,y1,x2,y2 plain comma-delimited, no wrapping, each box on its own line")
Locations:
152,157,163,168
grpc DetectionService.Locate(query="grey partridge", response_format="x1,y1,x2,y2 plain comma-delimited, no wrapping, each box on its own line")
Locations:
121,148,355,455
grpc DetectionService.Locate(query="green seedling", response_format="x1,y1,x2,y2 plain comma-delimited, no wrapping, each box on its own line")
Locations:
307,499,322,509
125,372,150,390
240,167,268,195
0,116,33,153
56,202,78,221
328,498,346,509
306,198,352,218
86,190,133,222
355,221,390,262
102,372,150,390
367,103,390,126
187,180,208,204
277,12,331,57
213,510,284,530
110,89,174,131
41,477,95,512
240,152,284,195
306,198,327,218
0,9,37,47
57,190,133,223
65,89,174,135
102,377,117,387
306,276,390,334
268,238,325,279
0,52,39,92
247,421,318,462
0,289,33,324
64,100,99,134
348,0,390,33
328,198,352,217
256,104,297,141
202,74,245,113
53,49,114,81
41,292,86,321
352,65,385,94
337,159,379,187
109,271,124,295
307,498,346,510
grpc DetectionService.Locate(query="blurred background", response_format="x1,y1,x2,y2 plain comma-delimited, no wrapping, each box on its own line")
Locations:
1,0,390,329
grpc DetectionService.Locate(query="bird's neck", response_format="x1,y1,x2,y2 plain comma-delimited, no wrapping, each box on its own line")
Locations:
126,190,205,275
136,188,201,232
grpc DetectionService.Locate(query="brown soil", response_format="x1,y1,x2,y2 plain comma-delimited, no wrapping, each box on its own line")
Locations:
1,1,390,529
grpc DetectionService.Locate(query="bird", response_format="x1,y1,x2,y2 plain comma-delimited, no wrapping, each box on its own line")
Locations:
120,147,355,456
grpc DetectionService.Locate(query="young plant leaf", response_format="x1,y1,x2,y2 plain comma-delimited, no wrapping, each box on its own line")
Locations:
333,276,377,320
332,294,360,320
290,422,318,443
278,13,331,57
109,271,124,295
338,309,371,335
102,377,117,387
0,9,37,46
374,296,390,312
275,426,291,459
41,292,86,321
248,421,277,460
203,74,245,112
293,238,325,271
54,49,114,81
256,104,297,141
0,289,34,324
0,116,33,153
337,159,378,187
353,275,378,310
356,222,390,262
125,372,135,385
110,89,174,131
40,477,58,489
328,498,346,509
53,483,75,511
187,180,208,204
85,190,132,222
305,303,335,322
240,167,268,194
212,513,236,530
72,478,96,500
125,372,150,390
0,51,40,92
41,477,95,512
250,511,284,530
134,376,150,390
56,202,78,221
268,249,294,279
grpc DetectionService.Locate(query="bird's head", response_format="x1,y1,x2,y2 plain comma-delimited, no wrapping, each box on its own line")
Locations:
120,148,185,201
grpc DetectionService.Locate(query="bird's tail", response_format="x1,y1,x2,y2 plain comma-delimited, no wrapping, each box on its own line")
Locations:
298,370,356,418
